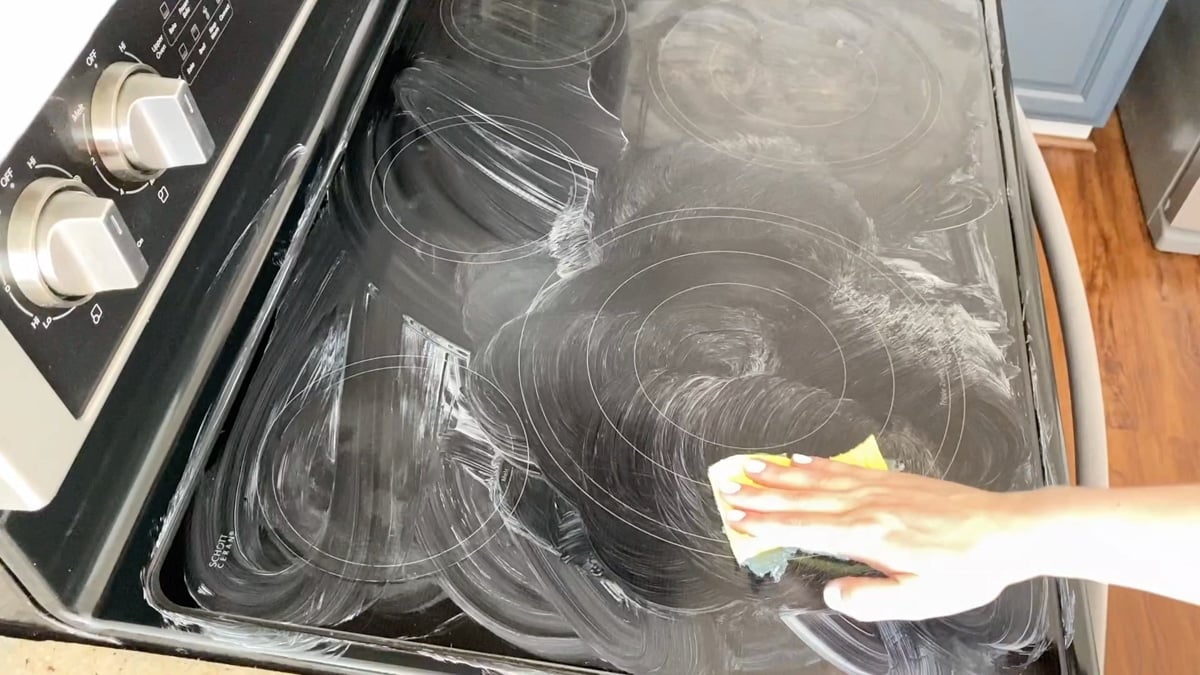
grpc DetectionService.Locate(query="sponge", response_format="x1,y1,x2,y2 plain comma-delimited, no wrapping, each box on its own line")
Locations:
707,436,887,579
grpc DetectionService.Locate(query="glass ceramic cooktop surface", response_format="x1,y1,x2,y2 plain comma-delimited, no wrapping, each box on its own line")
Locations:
173,1,1062,672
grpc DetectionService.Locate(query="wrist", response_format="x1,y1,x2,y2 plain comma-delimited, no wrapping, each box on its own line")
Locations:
1008,487,1105,579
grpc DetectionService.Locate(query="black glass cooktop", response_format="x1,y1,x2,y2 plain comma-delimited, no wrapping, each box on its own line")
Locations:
158,0,1065,672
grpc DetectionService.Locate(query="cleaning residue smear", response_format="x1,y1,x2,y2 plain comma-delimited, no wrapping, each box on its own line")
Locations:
177,1,1059,673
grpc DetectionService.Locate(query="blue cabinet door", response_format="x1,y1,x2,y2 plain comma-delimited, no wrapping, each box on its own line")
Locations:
1004,0,1166,127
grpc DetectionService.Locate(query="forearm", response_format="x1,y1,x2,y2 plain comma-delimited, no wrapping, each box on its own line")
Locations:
1018,486,1200,605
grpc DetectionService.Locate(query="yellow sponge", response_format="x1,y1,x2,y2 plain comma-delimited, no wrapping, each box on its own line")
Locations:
707,436,887,576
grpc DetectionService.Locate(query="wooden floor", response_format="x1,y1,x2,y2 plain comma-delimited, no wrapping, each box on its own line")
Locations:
1041,115,1200,675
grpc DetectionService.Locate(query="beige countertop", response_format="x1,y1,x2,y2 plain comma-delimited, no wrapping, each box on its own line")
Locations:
0,636,289,675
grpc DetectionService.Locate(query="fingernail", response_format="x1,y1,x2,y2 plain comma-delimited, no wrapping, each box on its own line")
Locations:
719,482,741,495
744,459,767,474
823,582,843,607
725,509,747,522
791,454,813,464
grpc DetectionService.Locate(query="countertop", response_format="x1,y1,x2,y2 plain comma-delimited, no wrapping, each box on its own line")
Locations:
0,637,286,675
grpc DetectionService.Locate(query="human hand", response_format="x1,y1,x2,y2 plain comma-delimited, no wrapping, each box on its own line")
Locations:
720,455,1049,622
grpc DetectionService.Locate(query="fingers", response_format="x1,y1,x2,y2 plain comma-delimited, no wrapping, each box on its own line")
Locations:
825,576,943,622
718,457,876,513
727,512,878,561
720,483,850,513
823,576,917,622
741,455,876,491
824,576,998,623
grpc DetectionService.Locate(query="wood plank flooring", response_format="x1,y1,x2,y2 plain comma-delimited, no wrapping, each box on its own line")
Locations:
1040,115,1200,675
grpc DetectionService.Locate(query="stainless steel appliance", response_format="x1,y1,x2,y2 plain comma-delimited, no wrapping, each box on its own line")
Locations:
0,1,1104,674
1121,0,1200,254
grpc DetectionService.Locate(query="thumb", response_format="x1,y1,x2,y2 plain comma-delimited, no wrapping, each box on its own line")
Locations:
823,575,941,623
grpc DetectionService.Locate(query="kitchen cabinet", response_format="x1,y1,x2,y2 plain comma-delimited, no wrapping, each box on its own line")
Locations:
1004,0,1165,130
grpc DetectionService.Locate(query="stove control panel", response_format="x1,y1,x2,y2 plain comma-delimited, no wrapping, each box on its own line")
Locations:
0,0,309,509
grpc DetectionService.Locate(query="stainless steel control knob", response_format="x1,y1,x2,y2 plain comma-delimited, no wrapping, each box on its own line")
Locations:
6,178,149,308
91,62,214,181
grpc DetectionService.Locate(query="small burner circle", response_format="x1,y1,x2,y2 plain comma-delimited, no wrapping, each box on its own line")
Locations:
369,113,590,265
628,277,848,452
441,0,628,70
263,355,529,581
650,0,941,169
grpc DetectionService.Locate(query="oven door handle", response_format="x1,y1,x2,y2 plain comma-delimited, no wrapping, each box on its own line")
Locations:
1015,103,1109,674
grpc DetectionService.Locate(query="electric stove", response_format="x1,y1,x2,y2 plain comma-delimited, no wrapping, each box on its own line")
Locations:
0,1,1099,674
